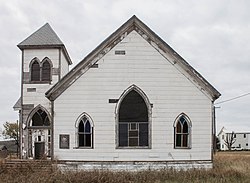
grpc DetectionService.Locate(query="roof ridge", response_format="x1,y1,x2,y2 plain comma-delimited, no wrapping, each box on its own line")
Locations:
46,16,221,101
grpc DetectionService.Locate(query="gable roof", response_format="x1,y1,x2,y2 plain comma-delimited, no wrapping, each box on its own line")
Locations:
18,23,72,65
13,97,21,111
217,127,250,135
46,15,221,101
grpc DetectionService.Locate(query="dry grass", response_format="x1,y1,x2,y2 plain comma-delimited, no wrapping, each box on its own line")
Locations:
1,152,250,183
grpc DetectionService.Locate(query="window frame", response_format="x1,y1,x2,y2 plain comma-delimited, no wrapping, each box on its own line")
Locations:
115,85,152,149
27,105,52,129
29,57,52,84
174,113,192,149
75,113,94,149
30,58,41,82
41,58,52,82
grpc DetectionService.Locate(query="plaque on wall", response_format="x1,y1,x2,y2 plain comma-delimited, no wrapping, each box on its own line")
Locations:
59,134,70,149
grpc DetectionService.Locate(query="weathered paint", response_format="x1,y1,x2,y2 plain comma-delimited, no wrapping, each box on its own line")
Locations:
56,161,213,171
16,16,221,169
46,16,220,102
53,31,213,164
20,48,70,159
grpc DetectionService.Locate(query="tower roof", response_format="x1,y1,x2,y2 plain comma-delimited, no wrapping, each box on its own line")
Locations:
18,23,72,64
18,23,63,47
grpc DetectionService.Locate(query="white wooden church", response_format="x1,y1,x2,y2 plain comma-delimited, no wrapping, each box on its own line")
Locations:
14,16,221,170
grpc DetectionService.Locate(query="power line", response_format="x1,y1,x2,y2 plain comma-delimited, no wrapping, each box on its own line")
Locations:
215,92,250,105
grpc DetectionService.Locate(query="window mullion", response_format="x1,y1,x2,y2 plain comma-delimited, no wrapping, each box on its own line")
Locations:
40,66,42,81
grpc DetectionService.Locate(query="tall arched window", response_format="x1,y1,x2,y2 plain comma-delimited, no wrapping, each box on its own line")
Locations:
31,60,40,81
77,114,93,148
118,88,149,147
31,109,50,126
41,60,51,81
30,57,52,82
174,114,191,148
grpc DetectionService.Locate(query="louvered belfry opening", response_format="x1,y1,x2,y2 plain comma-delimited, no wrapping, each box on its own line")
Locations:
118,90,149,147
31,61,40,81
42,60,51,81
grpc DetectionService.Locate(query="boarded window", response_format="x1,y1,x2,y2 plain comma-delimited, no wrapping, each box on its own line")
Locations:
175,115,191,148
118,90,149,147
78,115,93,148
59,134,70,149
42,61,51,81
31,109,50,126
31,61,40,81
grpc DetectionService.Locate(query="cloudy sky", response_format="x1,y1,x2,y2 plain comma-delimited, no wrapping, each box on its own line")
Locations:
0,0,250,133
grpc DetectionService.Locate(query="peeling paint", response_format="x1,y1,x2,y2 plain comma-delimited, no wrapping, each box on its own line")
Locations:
56,161,213,171
46,15,220,102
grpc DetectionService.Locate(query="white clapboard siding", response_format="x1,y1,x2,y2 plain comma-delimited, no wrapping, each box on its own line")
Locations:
60,50,69,78
54,30,212,161
23,49,59,72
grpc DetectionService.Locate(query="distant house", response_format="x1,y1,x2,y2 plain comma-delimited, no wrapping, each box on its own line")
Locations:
217,127,250,151
0,140,17,154
14,16,220,170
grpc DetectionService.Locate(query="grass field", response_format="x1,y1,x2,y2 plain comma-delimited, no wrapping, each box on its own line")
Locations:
1,151,250,183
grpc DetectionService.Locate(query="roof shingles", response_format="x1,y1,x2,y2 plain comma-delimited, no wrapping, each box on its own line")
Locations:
18,23,72,65
18,23,63,47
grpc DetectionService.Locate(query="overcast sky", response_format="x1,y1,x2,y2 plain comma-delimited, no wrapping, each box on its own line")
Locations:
0,0,250,133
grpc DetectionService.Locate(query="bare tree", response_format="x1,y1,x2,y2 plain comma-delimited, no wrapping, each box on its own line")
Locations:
224,131,236,150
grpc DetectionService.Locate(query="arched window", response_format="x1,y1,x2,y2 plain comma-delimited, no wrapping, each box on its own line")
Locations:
31,60,40,81
41,60,51,81
77,115,93,148
30,57,52,82
174,114,191,148
31,109,50,126
118,89,149,147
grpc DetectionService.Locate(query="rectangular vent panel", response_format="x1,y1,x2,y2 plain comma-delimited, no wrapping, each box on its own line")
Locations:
109,99,119,103
115,50,126,55
27,88,36,92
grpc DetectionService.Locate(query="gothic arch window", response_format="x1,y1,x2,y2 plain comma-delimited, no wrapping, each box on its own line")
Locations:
76,114,93,148
30,108,50,127
31,59,40,81
41,59,51,81
174,113,191,148
117,85,151,148
29,57,52,83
